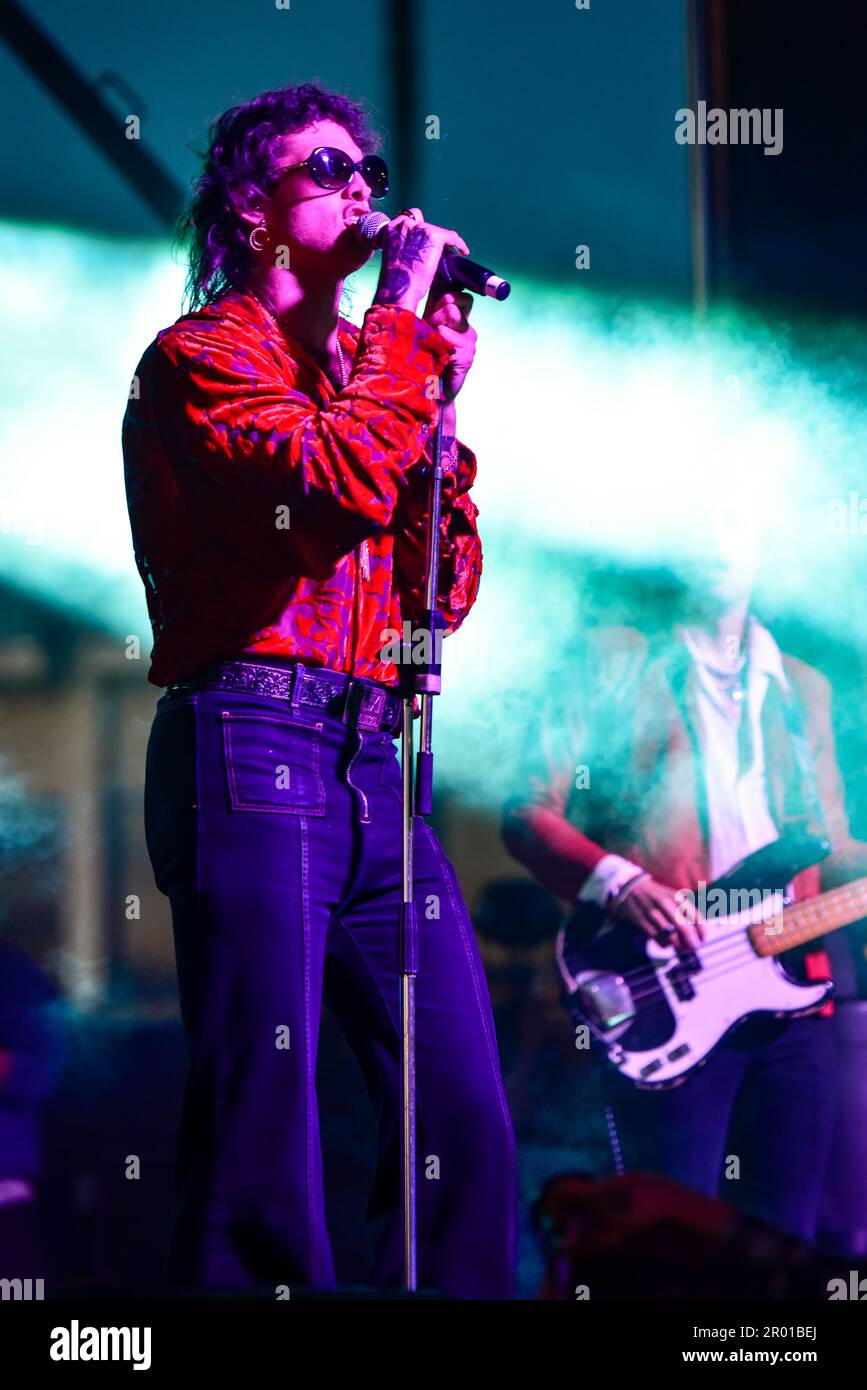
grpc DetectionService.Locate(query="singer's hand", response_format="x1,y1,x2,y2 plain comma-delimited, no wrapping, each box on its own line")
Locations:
423,291,476,403
372,209,470,316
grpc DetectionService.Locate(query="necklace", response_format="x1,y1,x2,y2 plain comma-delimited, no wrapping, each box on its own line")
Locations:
707,663,747,704
251,289,348,388
682,627,747,705
335,336,348,388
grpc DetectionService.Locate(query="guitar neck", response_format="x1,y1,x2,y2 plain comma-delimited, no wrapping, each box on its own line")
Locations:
751,876,867,957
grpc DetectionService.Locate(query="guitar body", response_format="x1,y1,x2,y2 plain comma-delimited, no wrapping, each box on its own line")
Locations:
557,836,835,1090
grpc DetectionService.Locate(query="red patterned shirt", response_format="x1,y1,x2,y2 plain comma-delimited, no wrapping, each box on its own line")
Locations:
122,288,482,687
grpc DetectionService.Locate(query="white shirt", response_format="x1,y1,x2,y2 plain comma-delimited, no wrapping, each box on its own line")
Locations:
580,616,789,906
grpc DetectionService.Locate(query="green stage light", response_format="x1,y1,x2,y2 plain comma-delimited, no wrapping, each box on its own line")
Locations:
1,223,865,807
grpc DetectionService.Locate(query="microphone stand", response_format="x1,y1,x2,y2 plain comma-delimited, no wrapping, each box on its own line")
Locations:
355,212,509,1290
395,240,510,1289
397,271,452,1290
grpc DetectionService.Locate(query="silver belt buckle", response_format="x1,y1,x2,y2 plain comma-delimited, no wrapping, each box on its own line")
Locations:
343,680,385,731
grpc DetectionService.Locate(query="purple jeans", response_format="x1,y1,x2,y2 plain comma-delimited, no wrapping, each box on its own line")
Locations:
144,678,516,1298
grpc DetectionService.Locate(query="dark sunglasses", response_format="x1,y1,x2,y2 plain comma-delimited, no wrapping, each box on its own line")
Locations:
271,147,389,199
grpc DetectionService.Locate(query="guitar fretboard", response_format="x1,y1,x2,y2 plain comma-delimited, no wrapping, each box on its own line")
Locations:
750,876,867,957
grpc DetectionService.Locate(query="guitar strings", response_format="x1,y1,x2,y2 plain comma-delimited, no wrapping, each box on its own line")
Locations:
570,885,866,1009
577,920,820,1005
626,945,829,1008
607,931,833,1007
625,941,770,1005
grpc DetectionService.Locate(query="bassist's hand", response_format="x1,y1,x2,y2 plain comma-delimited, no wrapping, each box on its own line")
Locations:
612,877,705,953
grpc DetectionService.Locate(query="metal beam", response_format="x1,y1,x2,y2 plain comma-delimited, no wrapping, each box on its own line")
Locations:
387,0,419,204
685,0,711,313
0,0,183,228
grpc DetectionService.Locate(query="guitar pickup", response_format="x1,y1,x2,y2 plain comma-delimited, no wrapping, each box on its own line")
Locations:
640,1058,663,1079
668,952,700,1001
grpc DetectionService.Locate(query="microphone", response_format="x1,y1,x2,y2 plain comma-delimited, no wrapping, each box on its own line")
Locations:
355,211,511,301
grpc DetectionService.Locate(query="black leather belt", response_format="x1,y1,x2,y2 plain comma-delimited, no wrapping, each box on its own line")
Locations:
162,659,402,734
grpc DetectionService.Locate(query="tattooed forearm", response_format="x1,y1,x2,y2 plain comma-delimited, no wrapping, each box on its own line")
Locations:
373,268,413,306
439,433,456,464
442,406,459,467
373,228,432,306
427,401,457,470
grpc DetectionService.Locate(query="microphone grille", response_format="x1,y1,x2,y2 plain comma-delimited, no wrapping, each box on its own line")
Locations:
356,210,390,244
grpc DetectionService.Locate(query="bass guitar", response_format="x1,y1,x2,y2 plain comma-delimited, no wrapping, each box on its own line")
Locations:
556,835,867,1089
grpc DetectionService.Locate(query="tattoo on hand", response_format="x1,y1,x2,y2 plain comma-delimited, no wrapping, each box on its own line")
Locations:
400,227,430,268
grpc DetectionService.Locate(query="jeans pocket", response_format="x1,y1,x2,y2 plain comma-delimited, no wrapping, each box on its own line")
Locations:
378,738,403,799
220,711,326,815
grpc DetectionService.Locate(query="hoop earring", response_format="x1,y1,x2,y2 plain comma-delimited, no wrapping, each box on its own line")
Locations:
249,224,269,252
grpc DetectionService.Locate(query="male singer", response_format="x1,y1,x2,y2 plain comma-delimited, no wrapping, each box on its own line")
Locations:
123,82,515,1299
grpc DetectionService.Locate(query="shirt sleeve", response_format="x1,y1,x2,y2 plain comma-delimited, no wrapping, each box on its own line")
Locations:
391,438,483,633
579,854,647,908
799,666,867,889
145,303,456,571
501,687,610,902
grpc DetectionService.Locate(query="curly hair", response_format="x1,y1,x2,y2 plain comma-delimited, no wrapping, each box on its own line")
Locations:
177,82,380,312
